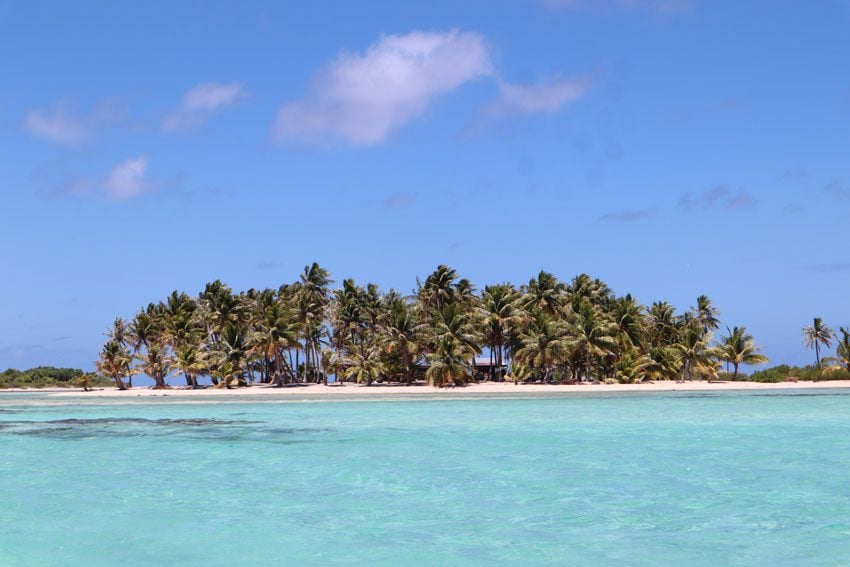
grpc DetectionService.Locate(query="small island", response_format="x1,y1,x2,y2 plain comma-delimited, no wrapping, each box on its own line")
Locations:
81,263,850,393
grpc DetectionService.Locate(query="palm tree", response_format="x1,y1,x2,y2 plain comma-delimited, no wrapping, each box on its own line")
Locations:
802,317,834,369
211,324,249,388
837,327,850,371
674,323,712,381
295,263,333,383
249,298,300,385
571,302,617,381
173,344,207,388
718,326,768,380
344,344,384,386
418,265,460,312
691,295,720,337
380,291,422,384
645,346,682,382
647,301,678,348
522,271,566,317
567,273,612,311
480,284,520,381
826,327,850,372
106,317,130,346
96,340,131,390
514,312,570,383
137,343,172,388
613,348,651,384
610,294,646,351
425,336,471,387
430,303,481,357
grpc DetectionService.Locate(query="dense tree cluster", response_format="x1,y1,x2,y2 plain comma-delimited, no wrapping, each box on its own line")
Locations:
0,366,109,389
97,263,769,389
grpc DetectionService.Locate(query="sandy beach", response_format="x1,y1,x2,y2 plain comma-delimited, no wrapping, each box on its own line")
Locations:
2,380,845,399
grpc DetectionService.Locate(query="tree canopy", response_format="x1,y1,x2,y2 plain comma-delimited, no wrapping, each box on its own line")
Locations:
94,263,780,389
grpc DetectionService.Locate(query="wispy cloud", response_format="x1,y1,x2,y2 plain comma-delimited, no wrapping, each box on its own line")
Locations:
824,180,850,201
600,207,654,222
679,185,756,212
543,0,696,14
385,192,417,208
485,77,592,117
274,30,493,146
23,100,123,149
811,262,850,273
162,82,247,133
24,108,90,148
23,98,123,150
62,156,156,202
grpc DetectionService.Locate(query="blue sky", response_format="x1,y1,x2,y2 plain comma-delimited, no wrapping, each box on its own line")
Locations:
1,0,849,371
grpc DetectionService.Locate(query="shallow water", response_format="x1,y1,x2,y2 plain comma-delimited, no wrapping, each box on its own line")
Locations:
2,390,849,565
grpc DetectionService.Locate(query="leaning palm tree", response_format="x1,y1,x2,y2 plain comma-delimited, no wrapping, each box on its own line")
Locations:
172,344,207,388
106,317,130,346
802,317,834,369
718,326,768,380
137,343,172,388
96,340,131,390
825,327,850,372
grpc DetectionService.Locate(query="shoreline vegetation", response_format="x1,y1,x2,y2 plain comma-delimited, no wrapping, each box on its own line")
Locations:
0,367,110,390
18,263,850,392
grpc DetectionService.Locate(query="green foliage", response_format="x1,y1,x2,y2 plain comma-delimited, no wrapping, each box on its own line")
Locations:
748,364,850,383
99,264,777,389
0,367,111,389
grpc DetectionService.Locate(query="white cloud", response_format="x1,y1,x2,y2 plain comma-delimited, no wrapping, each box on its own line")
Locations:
24,108,91,148
59,156,158,201
274,30,493,146
24,100,125,149
162,82,247,132
486,77,592,117
104,156,152,201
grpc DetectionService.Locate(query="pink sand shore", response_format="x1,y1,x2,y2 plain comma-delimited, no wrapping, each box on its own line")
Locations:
16,380,850,398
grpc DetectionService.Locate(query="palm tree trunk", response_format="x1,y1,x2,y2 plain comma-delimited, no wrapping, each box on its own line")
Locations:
403,348,413,385
295,349,301,381
816,342,821,369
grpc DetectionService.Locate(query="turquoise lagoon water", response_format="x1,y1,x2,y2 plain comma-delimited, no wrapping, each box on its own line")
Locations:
2,390,850,565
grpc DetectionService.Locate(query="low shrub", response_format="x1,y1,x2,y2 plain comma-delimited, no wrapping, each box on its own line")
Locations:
748,364,850,383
